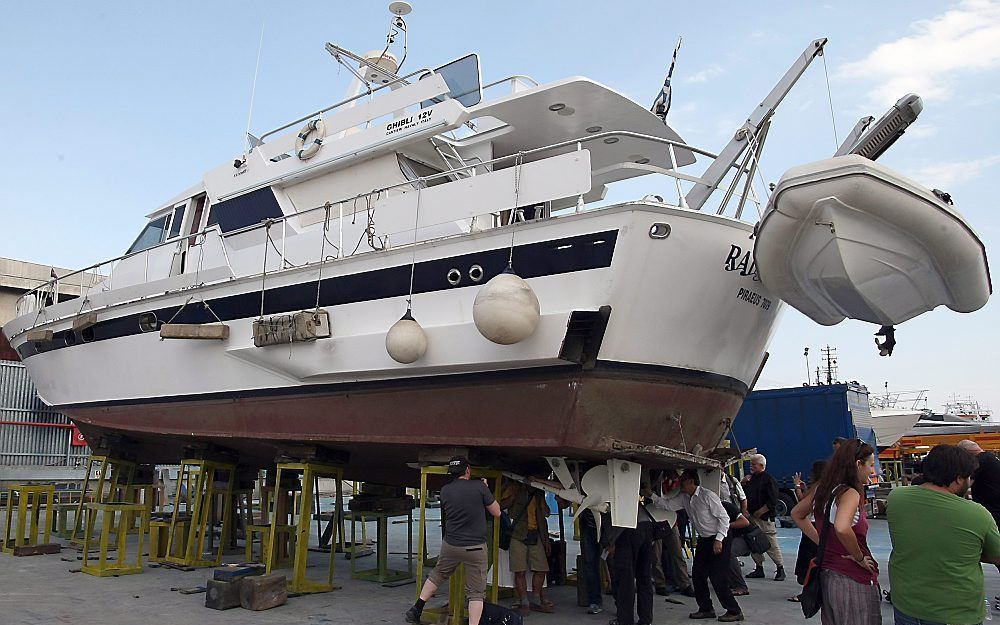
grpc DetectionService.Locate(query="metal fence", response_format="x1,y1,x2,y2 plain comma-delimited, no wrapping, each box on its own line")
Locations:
0,360,89,466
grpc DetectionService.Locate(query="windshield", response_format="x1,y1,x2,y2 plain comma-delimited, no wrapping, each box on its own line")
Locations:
127,214,169,254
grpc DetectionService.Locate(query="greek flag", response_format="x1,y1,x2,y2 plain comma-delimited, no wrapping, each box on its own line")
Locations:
651,37,683,122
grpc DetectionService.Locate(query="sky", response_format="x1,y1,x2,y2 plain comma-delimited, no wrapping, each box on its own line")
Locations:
1,1,998,414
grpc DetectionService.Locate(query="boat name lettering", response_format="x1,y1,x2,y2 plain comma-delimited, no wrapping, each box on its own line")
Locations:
723,244,760,281
385,109,434,136
736,287,771,311
233,168,248,178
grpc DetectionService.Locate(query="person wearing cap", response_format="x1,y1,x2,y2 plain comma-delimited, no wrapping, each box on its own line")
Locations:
405,456,501,625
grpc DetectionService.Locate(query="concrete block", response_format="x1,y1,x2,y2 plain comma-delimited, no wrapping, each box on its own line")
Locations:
213,565,262,582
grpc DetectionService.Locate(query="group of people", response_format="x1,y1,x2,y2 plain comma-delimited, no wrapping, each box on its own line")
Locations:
787,437,1000,625
405,440,1000,625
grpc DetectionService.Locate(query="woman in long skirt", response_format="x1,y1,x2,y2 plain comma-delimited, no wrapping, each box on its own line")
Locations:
792,440,880,625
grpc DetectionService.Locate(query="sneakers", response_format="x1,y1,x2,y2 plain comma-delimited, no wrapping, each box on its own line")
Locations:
689,611,717,619
655,585,670,596
588,603,603,614
774,566,786,582
679,586,696,597
746,567,765,579
404,606,421,623
718,611,744,622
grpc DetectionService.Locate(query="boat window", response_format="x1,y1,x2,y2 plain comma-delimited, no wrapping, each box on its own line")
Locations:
206,186,283,233
168,203,186,239
126,214,170,254
420,54,482,108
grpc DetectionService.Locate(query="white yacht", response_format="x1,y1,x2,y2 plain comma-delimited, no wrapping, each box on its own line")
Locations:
3,5,990,493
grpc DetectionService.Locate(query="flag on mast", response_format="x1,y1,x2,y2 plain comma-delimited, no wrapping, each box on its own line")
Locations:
651,37,683,122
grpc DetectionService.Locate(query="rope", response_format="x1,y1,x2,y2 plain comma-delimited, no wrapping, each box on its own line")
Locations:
315,203,330,310
259,221,271,319
821,52,839,150
507,152,524,270
406,188,423,310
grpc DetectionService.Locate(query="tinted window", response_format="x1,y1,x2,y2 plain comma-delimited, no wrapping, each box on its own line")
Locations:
206,186,283,233
168,204,186,239
421,54,482,108
127,215,170,254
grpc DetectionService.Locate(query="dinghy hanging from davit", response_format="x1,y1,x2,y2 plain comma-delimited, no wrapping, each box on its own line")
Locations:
753,153,991,327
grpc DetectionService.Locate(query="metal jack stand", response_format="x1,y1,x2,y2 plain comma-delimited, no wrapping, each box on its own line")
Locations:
81,502,149,576
266,461,343,594
70,455,136,543
165,459,235,567
3,485,56,554
417,465,503,625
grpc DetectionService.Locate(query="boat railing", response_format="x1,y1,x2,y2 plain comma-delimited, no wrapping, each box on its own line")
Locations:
15,130,727,324
14,228,233,319
258,64,439,143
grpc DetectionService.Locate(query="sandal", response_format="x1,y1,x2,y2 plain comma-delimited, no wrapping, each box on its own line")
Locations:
787,595,801,603
731,588,749,596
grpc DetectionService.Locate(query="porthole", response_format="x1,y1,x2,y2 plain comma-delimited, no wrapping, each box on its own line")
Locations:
139,312,158,333
649,223,671,239
81,327,95,343
469,264,484,283
446,268,462,286
64,332,77,347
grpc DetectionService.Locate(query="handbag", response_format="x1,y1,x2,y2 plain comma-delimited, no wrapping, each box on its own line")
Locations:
800,486,842,619
742,524,770,554
641,504,672,541
482,601,524,625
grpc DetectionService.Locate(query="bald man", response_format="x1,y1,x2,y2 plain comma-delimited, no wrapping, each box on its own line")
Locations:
959,440,1000,529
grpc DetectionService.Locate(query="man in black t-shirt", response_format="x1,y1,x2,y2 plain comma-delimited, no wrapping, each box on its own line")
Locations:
406,456,501,625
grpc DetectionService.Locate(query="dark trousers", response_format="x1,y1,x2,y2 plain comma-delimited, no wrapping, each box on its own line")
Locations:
580,518,603,606
613,524,654,625
728,552,747,592
692,537,741,615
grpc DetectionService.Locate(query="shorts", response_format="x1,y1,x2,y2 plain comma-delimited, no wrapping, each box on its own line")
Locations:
508,536,549,573
427,541,488,601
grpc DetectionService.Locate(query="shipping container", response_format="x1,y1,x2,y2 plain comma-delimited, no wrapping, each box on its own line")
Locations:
729,383,878,517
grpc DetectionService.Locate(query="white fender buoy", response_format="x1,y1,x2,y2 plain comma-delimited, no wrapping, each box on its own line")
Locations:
385,309,427,364
473,269,540,345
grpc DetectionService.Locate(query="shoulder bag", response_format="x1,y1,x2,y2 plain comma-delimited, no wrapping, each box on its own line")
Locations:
499,499,530,551
800,485,843,618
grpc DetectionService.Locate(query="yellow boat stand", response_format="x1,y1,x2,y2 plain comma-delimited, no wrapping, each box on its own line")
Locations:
165,459,235,567
3,485,55,553
266,461,344,594
416,465,503,625
70,455,136,543
81,502,149,577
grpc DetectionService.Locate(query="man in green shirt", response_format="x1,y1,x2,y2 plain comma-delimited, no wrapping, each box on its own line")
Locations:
888,444,1000,625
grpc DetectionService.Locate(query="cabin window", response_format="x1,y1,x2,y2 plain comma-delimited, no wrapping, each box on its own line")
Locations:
168,203,186,239
127,214,170,254
206,187,283,234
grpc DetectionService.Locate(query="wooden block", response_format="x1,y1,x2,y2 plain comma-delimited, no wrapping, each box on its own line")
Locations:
239,573,287,611
26,329,53,342
12,544,61,556
160,323,229,340
213,565,263,582
205,579,242,610
72,312,98,331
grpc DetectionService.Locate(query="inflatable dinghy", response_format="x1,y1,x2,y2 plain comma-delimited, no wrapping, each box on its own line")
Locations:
754,154,991,326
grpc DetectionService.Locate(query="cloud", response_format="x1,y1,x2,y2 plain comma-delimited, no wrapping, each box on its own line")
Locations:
839,0,1000,105
683,64,723,83
910,153,1000,187
903,124,939,140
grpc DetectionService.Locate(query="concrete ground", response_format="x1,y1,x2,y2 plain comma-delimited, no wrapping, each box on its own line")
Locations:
2,517,998,625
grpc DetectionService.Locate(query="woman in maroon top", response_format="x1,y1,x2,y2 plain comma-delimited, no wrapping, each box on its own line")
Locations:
792,439,880,625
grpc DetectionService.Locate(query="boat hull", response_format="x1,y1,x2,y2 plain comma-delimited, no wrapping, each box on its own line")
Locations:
65,361,746,483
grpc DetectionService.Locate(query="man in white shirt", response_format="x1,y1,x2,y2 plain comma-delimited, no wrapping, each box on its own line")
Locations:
647,470,744,622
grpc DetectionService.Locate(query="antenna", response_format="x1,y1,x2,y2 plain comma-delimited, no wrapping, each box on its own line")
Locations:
244,23,266,158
